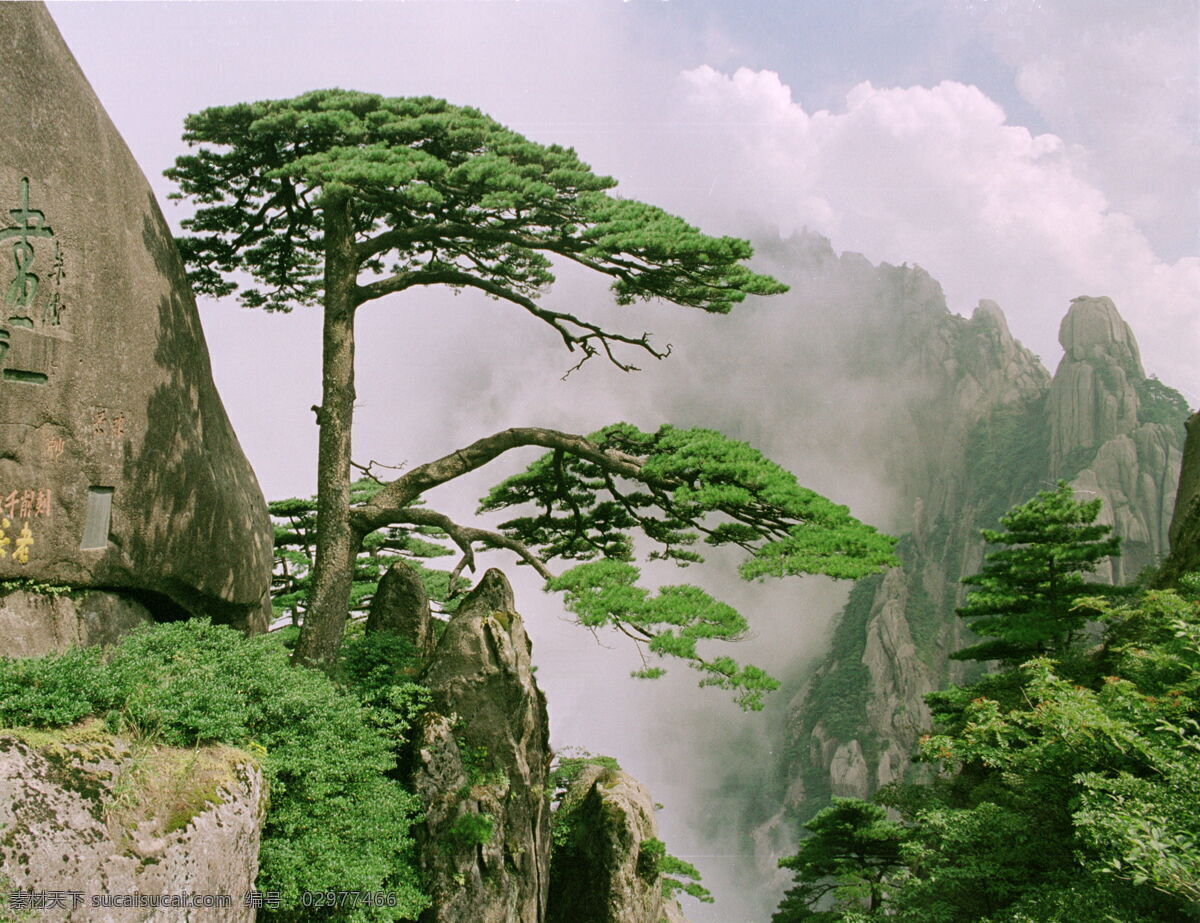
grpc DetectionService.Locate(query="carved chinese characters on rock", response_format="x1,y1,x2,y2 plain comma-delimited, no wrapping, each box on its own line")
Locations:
0,177,63,386
44,433,65,463
89,407,128,453
0,488,51,565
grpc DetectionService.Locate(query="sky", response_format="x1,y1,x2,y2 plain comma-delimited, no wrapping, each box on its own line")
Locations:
44,2,1199,919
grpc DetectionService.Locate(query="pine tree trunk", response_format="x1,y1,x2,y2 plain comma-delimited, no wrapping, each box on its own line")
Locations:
294,191,360,667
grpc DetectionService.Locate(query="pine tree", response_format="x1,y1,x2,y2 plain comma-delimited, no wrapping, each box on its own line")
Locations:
953,481,1121,665
774,798,906,921
168,91,896,699
269,479,456,627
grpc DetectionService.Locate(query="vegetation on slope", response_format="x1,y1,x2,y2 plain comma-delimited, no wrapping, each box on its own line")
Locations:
0,620,430,920
773,488,1200,921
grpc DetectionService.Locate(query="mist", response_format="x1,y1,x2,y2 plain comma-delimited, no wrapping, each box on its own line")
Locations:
41,2,1199,919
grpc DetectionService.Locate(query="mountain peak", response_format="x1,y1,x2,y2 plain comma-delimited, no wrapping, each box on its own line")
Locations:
1059,296,1144,378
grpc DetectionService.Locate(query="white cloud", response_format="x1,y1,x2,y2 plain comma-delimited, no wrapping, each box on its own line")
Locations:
675,66,1200,401
977,0,1199,260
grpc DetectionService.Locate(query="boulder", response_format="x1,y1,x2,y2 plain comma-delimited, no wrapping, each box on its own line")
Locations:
366,558,435,658
409,569,551,923
0,3,272,630
0,721,265,922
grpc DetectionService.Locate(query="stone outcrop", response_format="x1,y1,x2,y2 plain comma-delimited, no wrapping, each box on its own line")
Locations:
0,721,265,921
750,247,1186,871
408,569,551,923
0,3,272,630
546,764,690,923
1049,297,1183,579
366,559,436,658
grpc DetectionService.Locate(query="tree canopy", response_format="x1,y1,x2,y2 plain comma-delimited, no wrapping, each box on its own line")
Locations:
274,423,897,709
168,89,786,364
268,479,457,626
773,798,906,921
167,89,896,694
775,584,1200,921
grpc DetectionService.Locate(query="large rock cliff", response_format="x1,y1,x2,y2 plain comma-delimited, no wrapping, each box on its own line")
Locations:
0,3,272,631
1162,412,1200,580
752,267,1186,869
404,569,694,923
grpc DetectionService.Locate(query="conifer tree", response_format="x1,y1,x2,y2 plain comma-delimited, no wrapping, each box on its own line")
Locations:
953,481,1121,665
169,90,895,697
269,479,456,626
774,798,905,920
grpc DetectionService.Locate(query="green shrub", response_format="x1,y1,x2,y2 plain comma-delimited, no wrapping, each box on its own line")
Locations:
447,812,494,848
638,837,713,904
1135,376,1190,431
336,628,423,693
0,620,429,920
0,646,116,727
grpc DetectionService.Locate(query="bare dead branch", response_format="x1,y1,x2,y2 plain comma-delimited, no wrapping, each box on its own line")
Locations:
350,458,408,484
354,267,669,373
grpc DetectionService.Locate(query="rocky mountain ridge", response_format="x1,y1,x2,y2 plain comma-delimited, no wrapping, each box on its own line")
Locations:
746,258,1187,879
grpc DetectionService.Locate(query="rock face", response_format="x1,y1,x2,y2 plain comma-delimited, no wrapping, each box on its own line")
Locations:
1048,296,1181,581
0,3,272,629
1049,298,1142,468
752,248,1186,865
0,588,152,657
546,764,689,923
408,569,551,923
0,722,265,921
1163,412,1200,580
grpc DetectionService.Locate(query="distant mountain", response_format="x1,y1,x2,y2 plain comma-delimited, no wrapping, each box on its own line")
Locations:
735,238,1187,881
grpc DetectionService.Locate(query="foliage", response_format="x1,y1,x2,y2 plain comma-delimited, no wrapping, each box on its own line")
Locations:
334,627,432,754
485,423,896,709
1134,375,1190,432
483,424,896,580
961,397,1050,532
548,749,622,797
335,626,423,691
0,578,75,597
548,749,623,848
547,751,712,910
168,87,790,669
953,481,1121,664
270,480,455,624
638,837,714,904
774,470,1199,920
0,621,428,919
447,812,495,848
168,89,785,319
775,583,1200,921
773,798,906,921
0,646,116,727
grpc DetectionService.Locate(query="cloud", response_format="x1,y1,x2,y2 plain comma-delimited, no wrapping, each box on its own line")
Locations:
674,65,1200,401
976,0,1199,260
